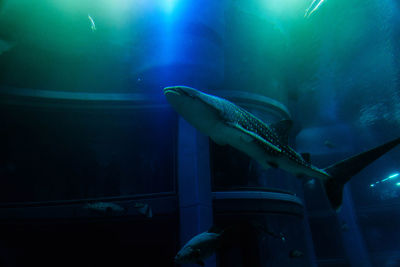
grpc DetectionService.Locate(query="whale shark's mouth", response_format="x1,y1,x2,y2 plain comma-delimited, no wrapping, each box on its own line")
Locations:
163,86,183,96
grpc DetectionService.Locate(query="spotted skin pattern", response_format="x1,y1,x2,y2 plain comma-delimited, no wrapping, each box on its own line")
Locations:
166,86,329,180
197,91,313,170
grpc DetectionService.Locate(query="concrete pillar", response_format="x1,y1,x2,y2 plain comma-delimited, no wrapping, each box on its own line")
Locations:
177,117,215,267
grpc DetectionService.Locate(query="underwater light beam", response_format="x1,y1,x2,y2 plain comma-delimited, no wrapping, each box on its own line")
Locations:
163,0,178,14
304,0,326,18
264,0,306,18
370,172,400,188
381,173,399,182
88,14,96,31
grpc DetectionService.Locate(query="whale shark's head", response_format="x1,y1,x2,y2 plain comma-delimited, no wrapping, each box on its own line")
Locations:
164,86,223,135
163,86,203,110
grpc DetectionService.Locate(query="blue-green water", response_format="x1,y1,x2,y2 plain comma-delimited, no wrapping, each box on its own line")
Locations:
0,0,399,266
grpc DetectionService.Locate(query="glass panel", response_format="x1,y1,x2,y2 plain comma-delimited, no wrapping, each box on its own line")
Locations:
0,104,177,203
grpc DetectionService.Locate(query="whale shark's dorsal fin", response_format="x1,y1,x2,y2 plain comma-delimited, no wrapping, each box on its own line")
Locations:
270,119,293,145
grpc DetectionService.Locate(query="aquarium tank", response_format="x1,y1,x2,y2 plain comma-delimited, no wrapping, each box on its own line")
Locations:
0,0,399,266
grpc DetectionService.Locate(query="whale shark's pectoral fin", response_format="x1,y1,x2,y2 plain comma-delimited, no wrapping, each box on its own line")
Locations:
227,122,282,153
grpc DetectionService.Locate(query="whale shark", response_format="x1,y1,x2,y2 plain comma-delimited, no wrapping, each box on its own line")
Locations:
164,85,400,211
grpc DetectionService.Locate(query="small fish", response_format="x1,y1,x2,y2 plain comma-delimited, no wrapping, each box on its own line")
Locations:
324,140,336,149
304,178,316,189
133,202,153,218
279,232,286,242
83,202,126,215
175,230,223,266
250,221,286,241
304,0,326,18
88,14,96,31
289,249,304,258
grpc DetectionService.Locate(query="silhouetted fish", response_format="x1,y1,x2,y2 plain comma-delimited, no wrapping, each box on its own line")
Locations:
175,230,223,266
83,202,125,215
289,249,304,258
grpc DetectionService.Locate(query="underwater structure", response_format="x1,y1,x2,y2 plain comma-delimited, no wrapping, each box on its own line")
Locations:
0,0,400,267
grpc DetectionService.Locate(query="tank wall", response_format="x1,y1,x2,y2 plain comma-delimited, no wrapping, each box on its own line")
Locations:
0,101,177,202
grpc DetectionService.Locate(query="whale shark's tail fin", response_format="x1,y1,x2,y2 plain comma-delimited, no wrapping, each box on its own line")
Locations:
323,137,400,211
